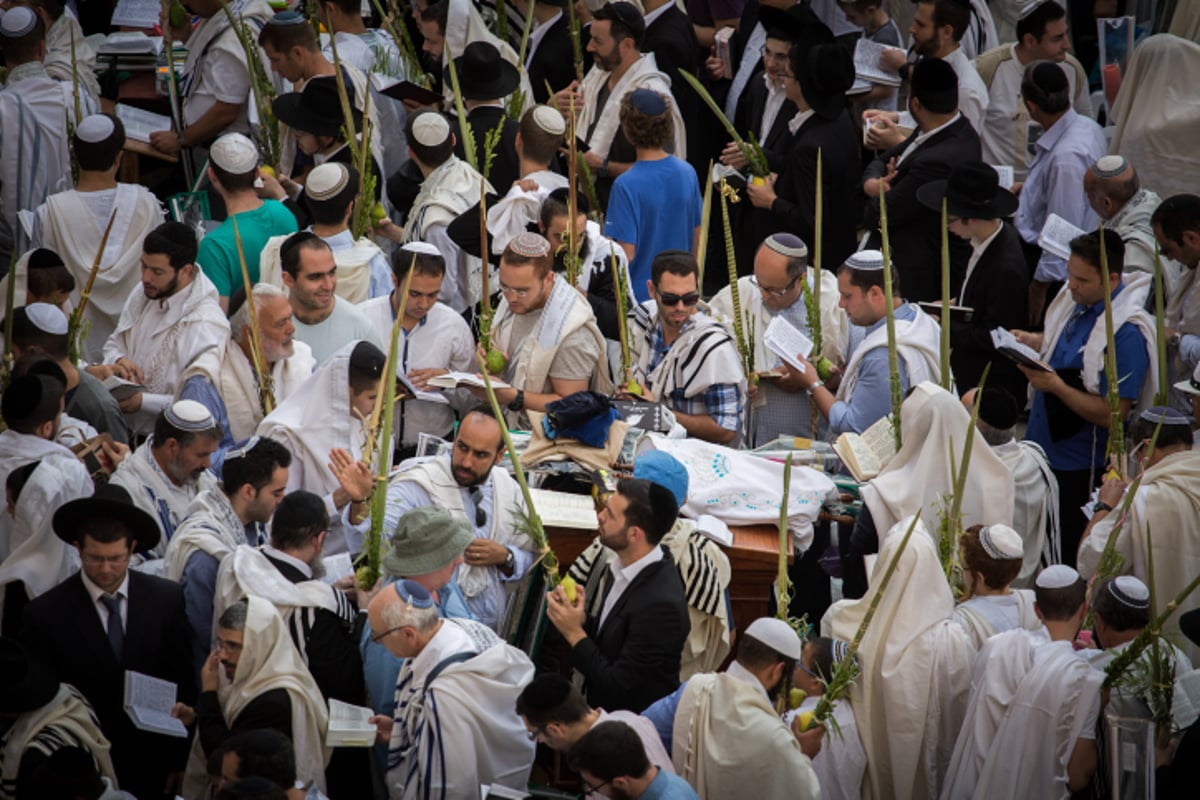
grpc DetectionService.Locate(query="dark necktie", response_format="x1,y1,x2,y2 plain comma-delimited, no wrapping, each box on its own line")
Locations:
100,594,124,660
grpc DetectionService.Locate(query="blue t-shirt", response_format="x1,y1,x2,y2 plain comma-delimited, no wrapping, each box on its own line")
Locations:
1024,285,1149,471
605,156,702,301
197,200,298,296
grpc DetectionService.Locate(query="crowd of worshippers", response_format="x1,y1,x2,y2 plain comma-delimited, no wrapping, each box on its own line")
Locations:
4,0,1200,797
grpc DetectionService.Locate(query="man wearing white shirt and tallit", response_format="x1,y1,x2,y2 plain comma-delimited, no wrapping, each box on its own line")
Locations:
367,580,536,799
21,114,164,363
257,340,386,557
179,284,316,467
357,243,474,454
109,401,221,559
942,565,1102,799
101,221,229,435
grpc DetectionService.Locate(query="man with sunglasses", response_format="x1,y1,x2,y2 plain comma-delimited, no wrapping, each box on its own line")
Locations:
710,233,846,446
628,251,746,445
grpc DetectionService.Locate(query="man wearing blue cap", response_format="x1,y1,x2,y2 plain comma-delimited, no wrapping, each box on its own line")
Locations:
1078,407,1200,665
367,579,536,797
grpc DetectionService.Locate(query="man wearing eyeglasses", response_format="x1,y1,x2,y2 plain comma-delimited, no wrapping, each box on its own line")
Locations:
627,251,746,446
710,233,847,446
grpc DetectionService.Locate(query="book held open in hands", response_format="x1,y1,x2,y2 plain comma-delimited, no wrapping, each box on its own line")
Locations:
124,671,188,738
325,699,377,747
833,414,899,482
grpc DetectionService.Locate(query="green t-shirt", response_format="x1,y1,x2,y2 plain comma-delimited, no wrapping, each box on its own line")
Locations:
197,200,298,296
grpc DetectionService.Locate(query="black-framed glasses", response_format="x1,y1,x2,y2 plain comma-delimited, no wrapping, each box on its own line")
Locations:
581,778,611,795
658,291,700,307
370,625,406,644
749,274,800,297
525,725,546,742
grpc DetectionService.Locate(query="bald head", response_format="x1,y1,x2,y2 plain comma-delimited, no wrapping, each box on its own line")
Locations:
1085,157,1139,220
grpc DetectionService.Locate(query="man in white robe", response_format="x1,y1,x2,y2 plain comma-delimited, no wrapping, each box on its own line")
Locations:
710,234,847,446
28,0,102,106
179,284,315,466
368,580,535,798
643,617,822,800
943,565,1102,799
20,114,165,363
1078,408,1200,665
1084,157,1170,282
357,242,474,454
0,375,91,625
0,7,92,264
109,401,221,561
101,222,229,435
353,410,536,633
257,340,385,556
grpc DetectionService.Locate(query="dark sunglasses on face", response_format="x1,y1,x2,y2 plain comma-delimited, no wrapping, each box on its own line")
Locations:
658,291,700,307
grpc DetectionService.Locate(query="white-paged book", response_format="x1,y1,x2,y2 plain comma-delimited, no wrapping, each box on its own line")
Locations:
115,103,173,144
124,671,188,738
853,38,904,87
1037,213,1086,262
425,372,511,391
325,699,377,747
762,314,815,374
528,488,599,530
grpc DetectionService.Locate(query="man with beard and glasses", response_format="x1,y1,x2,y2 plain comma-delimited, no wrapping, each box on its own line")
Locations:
110,401,222,564
212,493,369,797
642,617,823,799
179,284,316,470
354,409,537,633
627,251,745,446
99,222,229,435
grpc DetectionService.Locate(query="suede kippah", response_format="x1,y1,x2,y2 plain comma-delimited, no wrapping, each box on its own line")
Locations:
0,6,36,38
510,232,552,258
349,340,387,377
628,88,667,115
1035,564,1079,589
845,250,884,271
634,450,689,507
531,105,566,136
75,114,116,144
521,673,573,709
975,387,1019,431
1109,575,1150,609
1092,155,1128,178
765,233,808,260
1,375,58,425
26,248,65,271
1030,60,1069,94
411,112,451,147
305,162,350,201
25,303,69,336
165,400,215,431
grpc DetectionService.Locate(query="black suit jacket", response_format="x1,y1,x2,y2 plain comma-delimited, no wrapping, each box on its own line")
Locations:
863,116,982,301
570,547,690,713
951,221,1030,399
453,105,520,198
527,14,576,104
21,571,195,800
736,71,796,170
769,109,862,271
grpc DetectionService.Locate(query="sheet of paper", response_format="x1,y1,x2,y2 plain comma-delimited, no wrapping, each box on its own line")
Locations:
116,103,173,144
1037,213,1086,262
990,164,1015,189
853,38,904,87
763,314,815,374
110,0,161,30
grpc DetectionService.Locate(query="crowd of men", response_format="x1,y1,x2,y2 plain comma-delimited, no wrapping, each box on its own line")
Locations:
2,0,1200,797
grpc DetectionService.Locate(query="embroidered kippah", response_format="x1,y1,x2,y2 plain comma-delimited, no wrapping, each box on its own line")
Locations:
532,105,566,136
845,250,884,271
1109,575,1150,609
510,232,552,258
1091,155,1128,178
744,617,804,660
401,242,442,256
1018,0,1053,20
305,163,350,202
0,7,36,38
411,112,451,147
979,524,1023,561
25,303,69,336
225,436,261,462
165,400,215,431
267,10,307,25
1035,564,1079,589
765,233,808,260
75,114,116,143
1137,405,1190,426
210,133,258,174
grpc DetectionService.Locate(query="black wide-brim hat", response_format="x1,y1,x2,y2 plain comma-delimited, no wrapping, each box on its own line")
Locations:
0,638,58,714
1181,608,1200,647
758,4,824,44
272,75,362,139
801,41,855,120
53,483,161,554
445,41,521,101
917,161,1019,220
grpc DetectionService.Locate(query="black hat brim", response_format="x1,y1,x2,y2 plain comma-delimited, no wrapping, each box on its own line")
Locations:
916,178,1020,220
53,495,161,554
1180,608,1200,647
272,92,361,139
445,58,521,102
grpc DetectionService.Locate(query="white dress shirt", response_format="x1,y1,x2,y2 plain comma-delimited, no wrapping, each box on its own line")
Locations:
943,45,989,132
599,545,664,629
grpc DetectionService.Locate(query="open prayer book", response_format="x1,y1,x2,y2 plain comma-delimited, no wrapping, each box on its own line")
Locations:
115,103,173,145
425,372,511,391
917,302,974,323
1037,213,1086,261
396,372,449,405
853,38,904,86
528,488,599,530
123,671,188,738
102,375,145,401
762,315,815,373
325,699,377,747
833,414,898,482
991,328,1053,372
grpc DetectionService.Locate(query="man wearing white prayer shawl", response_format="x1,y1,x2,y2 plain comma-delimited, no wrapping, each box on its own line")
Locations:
1151,195,1200,381
966,385,1059,586
843,383,1014,597
256,340,386,557
162,438,291,675
1078,409,1200,665
109,401,221,561
179,284,316,466
175,598,330,796
942,565,1102,800
0,7,95,265
29,0,102,107
0,375,91,629
953,524,1041,650
822,518,975,800
101,222,229,436
786,251,942,436
657,616,822,800
19,115,163,364
367,580,536,799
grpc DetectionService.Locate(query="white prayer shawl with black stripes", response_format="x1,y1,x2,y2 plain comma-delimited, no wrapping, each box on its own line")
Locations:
386,619,535,800
630,301,747,407
108,438,218,558
0,685,116,798
162,487,258,583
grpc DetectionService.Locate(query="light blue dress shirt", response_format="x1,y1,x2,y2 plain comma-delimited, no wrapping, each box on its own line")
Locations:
828,303,917,435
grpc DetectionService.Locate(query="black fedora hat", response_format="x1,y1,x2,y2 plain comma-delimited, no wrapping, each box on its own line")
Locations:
800,41,854,120
445,41,520,101
0,638,58,713
916,161,1019,220
53,483,161,554
272,76,362,138
758,3,825,44
1181,608,1200,648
